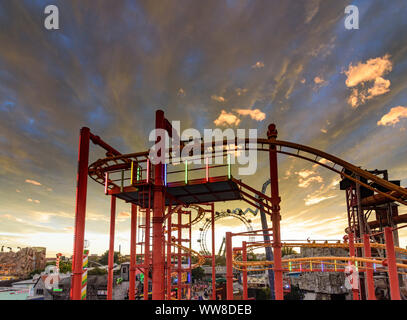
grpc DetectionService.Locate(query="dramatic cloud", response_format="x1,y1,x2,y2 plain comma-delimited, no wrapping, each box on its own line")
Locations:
344,55,393,107
295,170,323,188
305,195,336,206
211,95,226,102
235,109,266,121
118,211,130,218
377,106,407,126
1,1,407,254
235,88,248,96
214,110,241,126
177,88,186,97
252,61,265,69
25,179,42,186
314,76,325,84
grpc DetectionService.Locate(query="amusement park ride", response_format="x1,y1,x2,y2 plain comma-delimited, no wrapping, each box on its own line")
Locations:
70,110,407,300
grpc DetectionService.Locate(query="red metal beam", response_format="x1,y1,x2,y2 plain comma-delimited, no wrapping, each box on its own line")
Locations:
152,110,166,300
384,227,401,300
129,204,137,300
211,203,216,300
348,233,360,300
267,124,283,300
242,241,248,300
226,232,233,300
71,127,90,300
363,234,376,300
107,196,116,300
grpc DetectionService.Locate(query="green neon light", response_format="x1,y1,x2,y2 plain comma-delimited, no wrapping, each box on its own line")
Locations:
137,166,141,181
185,160,188,184
355,261,359,272
227,154,231,179
289,261,292,272
53,288,63,292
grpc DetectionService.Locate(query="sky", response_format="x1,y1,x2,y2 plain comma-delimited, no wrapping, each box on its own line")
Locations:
1,0,407,258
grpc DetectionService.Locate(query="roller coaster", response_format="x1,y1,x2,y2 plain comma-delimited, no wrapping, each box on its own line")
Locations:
70,109,407,300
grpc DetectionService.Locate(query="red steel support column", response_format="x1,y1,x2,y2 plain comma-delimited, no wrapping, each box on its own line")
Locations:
211,204,216,300
144,206,151,300
363,234,376,300
384,227,401,300
107,196,116,300
267,124,283,300
71,127,90,300
242,241,248,300
152,110,166,300
166,213,172,299
129,204,137,300
226,232,233,300
177,211,182,300
348,233,359,300
188,211,192,300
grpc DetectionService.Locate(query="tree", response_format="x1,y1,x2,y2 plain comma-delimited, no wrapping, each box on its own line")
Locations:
282,247,298,257
284,285,304,300
98,251,121,265
191,267,205,281
88,267,107,275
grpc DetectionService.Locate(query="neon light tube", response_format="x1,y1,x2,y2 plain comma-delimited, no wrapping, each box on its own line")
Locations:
164,163,167,186
310,261,312,271
334,260,337,271
373,263,376,272
288,261,292,272
355,261,358,272
130,161,134,185
321,262,324,272
137,166,141,182
300,263,302,272
185,160,188,184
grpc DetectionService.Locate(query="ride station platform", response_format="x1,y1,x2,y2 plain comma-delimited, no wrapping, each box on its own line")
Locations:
108,175,243,208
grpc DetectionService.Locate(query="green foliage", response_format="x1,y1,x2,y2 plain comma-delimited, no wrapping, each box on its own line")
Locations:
281,247,298,257
88,267,107,275
191,267,205,281
284,285,305,300
98,251,122,265
28,269,44,278
256,287,271,300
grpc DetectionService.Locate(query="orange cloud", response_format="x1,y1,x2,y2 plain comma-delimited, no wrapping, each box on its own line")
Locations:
344,54,392,107
25,179,41,186
314,76,325,84
235,108,266,121
177,88,185,96
252,61,264,69
211,95,226,102
305,195,336,206
345,54,392,87
235,88,248,96
118,211,130,218
214,110,241,126
377,106,407,126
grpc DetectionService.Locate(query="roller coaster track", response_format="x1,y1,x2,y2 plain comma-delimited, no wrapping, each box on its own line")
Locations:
232,241,407,273
88,138,407,206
